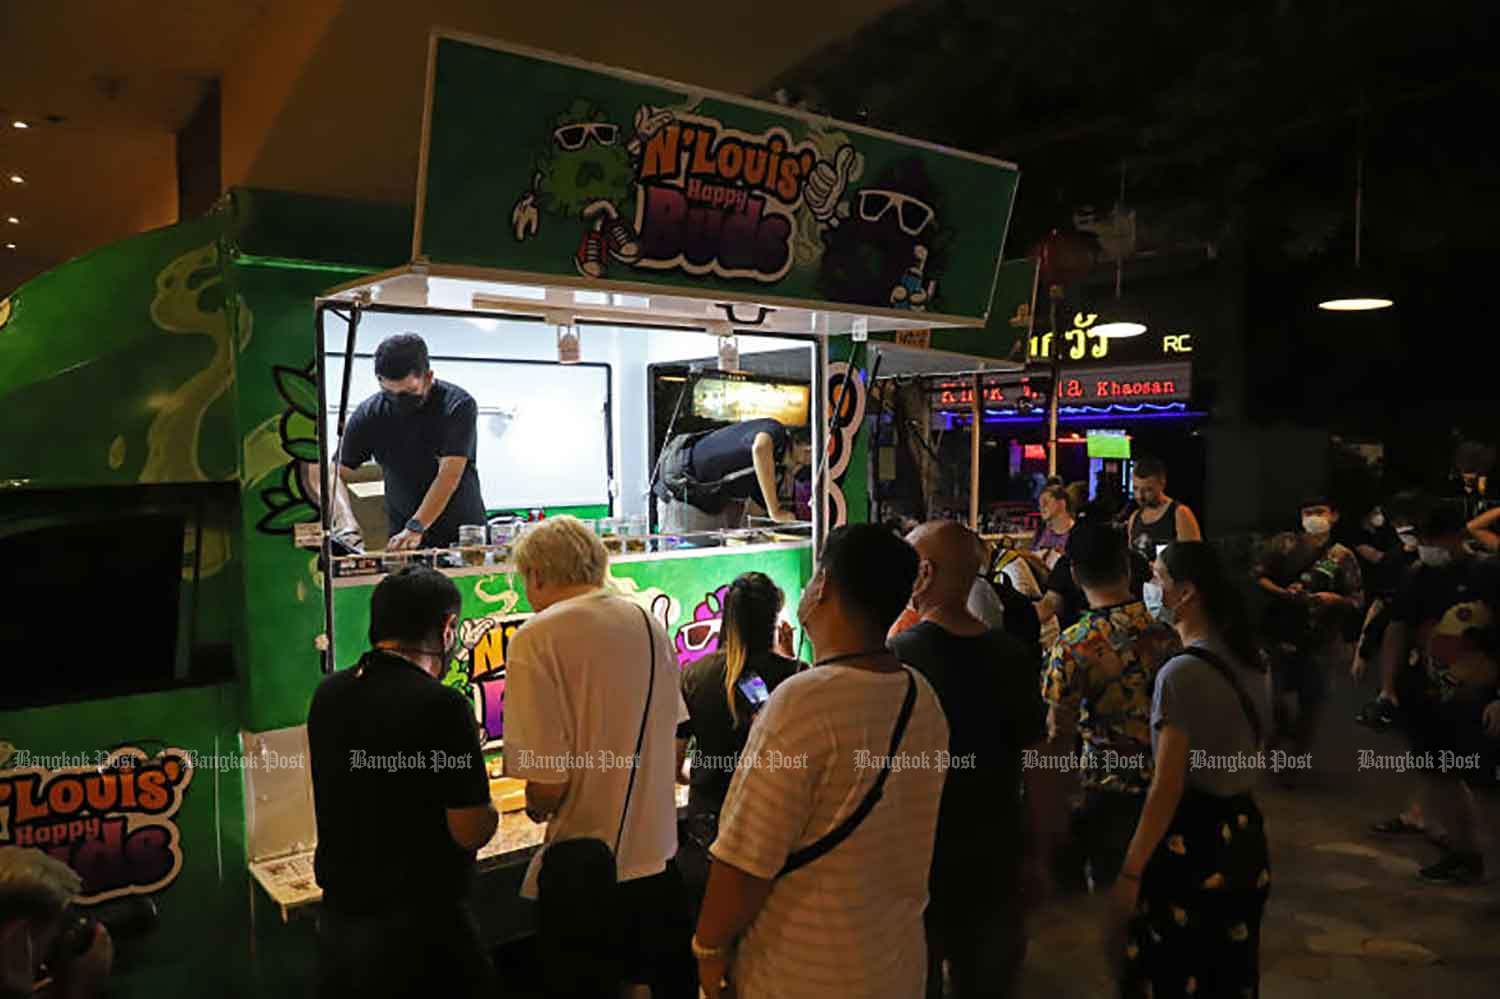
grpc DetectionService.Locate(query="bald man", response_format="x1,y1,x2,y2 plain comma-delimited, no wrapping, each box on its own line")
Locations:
889,522,1054,999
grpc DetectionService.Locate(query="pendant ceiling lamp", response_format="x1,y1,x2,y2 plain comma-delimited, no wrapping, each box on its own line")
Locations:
1094,162,1148,338
1318,134,1393,312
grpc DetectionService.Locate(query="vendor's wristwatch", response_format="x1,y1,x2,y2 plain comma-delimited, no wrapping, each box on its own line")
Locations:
404,517,426,535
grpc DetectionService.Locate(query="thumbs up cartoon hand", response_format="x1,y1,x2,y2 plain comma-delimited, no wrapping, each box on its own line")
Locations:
805,145,856,223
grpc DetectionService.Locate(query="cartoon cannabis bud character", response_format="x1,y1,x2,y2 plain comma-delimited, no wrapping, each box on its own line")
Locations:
511,99,642,278
818,157,946,312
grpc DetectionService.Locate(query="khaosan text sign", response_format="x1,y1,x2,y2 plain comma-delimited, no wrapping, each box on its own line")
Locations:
931,361,1192,409
418,34,1018,321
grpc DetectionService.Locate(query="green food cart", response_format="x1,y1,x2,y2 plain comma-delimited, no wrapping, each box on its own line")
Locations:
0,31,1018,995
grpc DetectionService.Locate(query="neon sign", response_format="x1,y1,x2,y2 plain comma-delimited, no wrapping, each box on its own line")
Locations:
1028,312,1195,363
930,362,1191,411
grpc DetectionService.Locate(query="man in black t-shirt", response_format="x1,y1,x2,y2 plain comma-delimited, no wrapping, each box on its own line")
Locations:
655,418,810,532
890,521,1052,999
308,566,498,999
338,334,487,550
1373,502,1500,885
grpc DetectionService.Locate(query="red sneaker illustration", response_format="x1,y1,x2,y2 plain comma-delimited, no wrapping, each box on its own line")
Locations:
604,218,641,263
575,230,607,278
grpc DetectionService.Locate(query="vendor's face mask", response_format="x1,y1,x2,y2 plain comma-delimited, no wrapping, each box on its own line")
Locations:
379,371,432,414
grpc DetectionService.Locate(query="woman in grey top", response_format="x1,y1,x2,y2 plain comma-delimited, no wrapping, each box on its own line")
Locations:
1107,542,1272,999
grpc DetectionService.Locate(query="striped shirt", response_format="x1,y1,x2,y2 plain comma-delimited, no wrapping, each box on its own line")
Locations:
711,665,949,999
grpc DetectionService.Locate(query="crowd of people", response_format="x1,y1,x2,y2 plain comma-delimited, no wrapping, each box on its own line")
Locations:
290,453,1493,999
12,457,1489,998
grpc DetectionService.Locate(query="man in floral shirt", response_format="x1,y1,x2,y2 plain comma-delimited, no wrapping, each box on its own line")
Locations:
1041,521,1181,892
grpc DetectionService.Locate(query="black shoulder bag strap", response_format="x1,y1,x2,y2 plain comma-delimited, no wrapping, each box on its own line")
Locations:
779,668,918,878
615,606,658,856
1178,645,1264,748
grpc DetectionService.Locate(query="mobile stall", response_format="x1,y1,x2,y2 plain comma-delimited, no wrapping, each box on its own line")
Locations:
0,31,1018,996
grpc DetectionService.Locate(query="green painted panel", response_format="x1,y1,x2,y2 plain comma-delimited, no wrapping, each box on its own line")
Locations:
420,36,1018,321
0,685,249,996
0,213,241,489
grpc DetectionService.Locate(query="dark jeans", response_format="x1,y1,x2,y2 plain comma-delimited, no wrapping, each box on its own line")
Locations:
1069,790,1145,891
317,900,494,999
925,867,1025,999
539,863,697,999
1268,643,1330,755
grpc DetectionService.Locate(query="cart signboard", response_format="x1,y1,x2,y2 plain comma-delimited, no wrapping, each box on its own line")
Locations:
416,33,1019,325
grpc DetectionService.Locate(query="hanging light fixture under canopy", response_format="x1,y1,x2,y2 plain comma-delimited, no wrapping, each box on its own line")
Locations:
1318,127,1393,312
1092,162,1148,338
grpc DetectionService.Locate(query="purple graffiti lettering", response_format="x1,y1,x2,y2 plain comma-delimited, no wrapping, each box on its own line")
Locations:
478,676,507,743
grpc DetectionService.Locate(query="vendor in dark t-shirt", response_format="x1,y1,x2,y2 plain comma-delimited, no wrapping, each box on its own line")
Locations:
337,334,488,550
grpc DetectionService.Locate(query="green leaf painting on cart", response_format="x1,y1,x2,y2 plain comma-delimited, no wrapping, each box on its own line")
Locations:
254,364,321,535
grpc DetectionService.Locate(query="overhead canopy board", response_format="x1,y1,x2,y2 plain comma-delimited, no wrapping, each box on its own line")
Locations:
416,33,1019,326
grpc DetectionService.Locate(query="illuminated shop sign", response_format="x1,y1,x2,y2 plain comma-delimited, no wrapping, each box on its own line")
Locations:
930,361,1191,410
1028,312,1195,364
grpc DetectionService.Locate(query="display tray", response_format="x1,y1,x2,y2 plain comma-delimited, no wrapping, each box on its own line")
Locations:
329,537,813,588
250,784,690,922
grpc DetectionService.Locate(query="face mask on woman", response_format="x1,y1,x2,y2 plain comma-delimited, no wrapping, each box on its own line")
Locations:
1143,581,1177,626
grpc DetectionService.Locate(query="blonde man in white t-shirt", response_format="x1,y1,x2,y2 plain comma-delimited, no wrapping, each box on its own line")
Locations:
695,524,950,999
503,516,697,997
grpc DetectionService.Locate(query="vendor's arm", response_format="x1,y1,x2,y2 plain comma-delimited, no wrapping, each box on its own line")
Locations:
1175,503,1203,542
751,431,794,523
389,455,468,550
1468,507,1500,552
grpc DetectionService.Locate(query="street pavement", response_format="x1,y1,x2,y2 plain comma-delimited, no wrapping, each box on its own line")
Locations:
1019,675,1500,997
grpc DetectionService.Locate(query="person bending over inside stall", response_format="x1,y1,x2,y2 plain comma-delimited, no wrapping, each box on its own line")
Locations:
0,848,112,999
308,566,499,999
1109,542,1272,999
336,333,488,551
677,572,804,917
655,418,812,533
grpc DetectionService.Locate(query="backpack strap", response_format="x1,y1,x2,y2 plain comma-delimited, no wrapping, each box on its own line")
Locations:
778,668,918,877
615,607,658,856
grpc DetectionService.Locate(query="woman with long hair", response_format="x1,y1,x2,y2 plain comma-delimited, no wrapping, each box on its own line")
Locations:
1108,542,1272,998
677,572,803,912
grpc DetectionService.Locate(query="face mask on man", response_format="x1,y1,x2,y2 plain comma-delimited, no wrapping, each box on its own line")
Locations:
386,390,426,415
1302,515,1332,536
1417,545,1453,568
1143,581,1177,626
